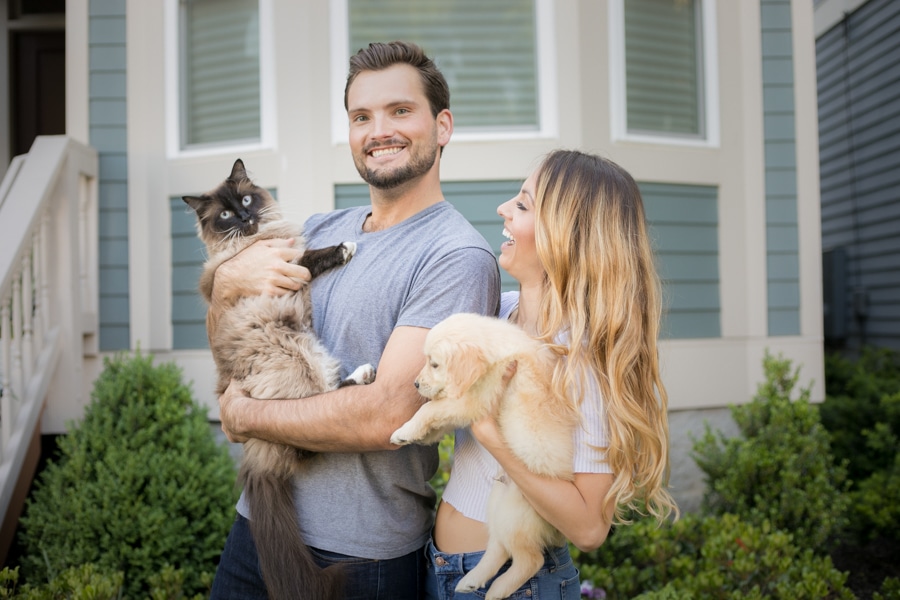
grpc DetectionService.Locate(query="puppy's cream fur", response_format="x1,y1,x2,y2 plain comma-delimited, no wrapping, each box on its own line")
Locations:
391,313,579,599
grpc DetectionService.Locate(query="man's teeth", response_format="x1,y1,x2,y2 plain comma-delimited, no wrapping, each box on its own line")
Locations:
371,147,402,158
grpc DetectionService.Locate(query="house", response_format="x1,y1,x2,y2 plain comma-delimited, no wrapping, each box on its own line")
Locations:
815,0,900,355
0,0,824,560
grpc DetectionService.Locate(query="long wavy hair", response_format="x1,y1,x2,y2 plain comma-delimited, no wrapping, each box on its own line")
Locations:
532,149,678,524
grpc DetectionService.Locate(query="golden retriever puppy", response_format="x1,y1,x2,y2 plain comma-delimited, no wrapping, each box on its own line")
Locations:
390,312,579,599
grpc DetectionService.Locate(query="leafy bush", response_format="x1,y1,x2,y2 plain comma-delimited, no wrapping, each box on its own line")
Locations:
874,577,900,600
691,351,850,548
16,352,238,598
574,513,854,600
821,348,900,484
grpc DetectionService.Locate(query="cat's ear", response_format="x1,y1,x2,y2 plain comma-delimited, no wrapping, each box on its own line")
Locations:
230,158,247,182
182,195,207,214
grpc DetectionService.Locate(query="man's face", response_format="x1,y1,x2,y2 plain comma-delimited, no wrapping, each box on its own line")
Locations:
346,64,450,190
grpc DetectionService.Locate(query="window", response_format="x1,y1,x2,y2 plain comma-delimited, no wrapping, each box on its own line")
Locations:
335,0,556,140
610,0,719,145
175,0,269,151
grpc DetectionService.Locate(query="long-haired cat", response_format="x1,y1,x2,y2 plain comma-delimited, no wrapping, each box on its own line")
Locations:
184,158,372,600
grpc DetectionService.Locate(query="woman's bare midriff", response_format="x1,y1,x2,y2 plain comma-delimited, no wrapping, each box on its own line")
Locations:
433,500,490,553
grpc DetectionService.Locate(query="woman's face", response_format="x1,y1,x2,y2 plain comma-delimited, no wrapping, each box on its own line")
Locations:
497,170,544,285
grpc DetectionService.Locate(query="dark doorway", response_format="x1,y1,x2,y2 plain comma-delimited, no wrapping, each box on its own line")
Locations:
10,30,65,157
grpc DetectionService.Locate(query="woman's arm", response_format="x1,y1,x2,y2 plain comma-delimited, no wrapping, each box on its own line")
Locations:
471,417,614,552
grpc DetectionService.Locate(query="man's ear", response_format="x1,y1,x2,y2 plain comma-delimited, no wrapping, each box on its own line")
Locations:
436,108,453,149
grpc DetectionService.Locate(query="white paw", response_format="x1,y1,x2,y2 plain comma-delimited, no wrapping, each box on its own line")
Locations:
455,575,481,594
341,242,357,262
347,363,375,385
390,423,417,446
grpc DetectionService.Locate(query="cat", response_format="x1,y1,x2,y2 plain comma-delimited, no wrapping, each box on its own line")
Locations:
183,158,373,600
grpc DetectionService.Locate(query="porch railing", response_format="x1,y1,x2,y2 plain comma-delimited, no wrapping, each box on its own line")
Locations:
0,136,98,527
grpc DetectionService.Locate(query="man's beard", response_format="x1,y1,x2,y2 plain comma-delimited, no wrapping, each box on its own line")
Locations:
355,136,439,190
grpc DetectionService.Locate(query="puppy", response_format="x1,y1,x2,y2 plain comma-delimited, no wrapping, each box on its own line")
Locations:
390,312,579,600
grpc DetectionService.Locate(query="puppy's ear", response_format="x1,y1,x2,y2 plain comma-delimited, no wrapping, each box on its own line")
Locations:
444,343,488,396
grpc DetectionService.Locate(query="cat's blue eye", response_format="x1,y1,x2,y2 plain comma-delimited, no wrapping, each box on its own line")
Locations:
242,195,252,207
220,210,233,220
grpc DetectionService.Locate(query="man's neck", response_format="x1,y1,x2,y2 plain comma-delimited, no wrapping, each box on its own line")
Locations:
363,176,444,233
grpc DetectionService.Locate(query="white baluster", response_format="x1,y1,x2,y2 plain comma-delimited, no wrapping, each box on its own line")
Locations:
39,211,51,343
31,228,43,351
11,277,23,411
22,253,34,383
1,297,11,456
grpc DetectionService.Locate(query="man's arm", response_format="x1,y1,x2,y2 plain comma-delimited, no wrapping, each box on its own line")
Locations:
218,325,429,452
206,238,308,341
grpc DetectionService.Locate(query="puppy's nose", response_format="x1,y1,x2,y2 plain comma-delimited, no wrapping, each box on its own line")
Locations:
414,380,420,389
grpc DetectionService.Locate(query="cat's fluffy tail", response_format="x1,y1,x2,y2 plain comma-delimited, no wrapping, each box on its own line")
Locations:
240,449,343,600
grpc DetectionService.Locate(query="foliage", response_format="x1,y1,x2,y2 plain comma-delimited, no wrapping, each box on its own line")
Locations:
691,351,850,548
429,434,455,503
874,577,900,600
821,348,900,484
573,513,854,600
821,349,900,542
16,352,238,598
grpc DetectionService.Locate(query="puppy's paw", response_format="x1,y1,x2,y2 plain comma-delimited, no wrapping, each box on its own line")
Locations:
340,242,357,263
455,574,484,594
347,363,375,385
390,422,419,446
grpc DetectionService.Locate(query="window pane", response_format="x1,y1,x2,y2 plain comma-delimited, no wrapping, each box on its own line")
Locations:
182,0,261,147
348,0,539,132
625,0,703,137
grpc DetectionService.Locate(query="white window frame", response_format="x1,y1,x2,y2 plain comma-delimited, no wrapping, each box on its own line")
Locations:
163,0,277,159
328,0,558,145
609,0,720,148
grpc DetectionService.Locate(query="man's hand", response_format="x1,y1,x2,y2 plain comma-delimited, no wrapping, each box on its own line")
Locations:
219,379,252,443
214,238,311,303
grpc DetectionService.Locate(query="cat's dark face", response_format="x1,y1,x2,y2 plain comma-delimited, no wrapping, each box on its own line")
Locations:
183,159,279,248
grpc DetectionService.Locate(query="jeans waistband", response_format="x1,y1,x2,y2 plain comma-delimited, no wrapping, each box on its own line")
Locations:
425,538,571,576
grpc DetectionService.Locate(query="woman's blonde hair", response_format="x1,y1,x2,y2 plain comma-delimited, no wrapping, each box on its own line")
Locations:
532,149,678,524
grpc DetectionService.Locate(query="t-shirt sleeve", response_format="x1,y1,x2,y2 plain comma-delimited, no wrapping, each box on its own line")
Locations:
396,246,500,328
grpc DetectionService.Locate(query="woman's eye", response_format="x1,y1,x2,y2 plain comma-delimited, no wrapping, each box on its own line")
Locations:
516,202,527,211
242,195,252,207
220,210,233,220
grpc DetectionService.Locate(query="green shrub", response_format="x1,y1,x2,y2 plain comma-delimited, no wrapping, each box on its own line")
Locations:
574,513,854,600
874,577,900,600
16,352,238,598
691,351,850,548
821,348,900,484
429,434,454,503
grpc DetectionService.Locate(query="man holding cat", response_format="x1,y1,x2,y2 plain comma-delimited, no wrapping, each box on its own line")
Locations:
207,41,501,600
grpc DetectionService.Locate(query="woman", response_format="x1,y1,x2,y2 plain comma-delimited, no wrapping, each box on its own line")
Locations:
426,149,678,599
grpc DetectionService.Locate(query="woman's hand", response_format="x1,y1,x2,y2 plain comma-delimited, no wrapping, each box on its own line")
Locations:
214,238,310,303
219,379,252,443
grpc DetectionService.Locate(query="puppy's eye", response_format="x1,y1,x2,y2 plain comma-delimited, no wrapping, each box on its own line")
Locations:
430,361,438,369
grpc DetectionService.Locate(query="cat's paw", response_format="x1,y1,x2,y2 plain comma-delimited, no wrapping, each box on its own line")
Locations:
340,242,357,263
347,363,375,385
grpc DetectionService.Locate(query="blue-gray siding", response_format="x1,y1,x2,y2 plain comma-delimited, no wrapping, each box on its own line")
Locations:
640,183,721,339
817,0,900,352
91,0,129,350
761,0,801,336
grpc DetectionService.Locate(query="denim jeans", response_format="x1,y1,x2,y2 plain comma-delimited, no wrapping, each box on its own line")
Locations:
209,514,424,600
424,538,581,599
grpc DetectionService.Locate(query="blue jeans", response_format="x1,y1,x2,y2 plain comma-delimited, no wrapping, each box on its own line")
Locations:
209,514,424,600
424,538,581,599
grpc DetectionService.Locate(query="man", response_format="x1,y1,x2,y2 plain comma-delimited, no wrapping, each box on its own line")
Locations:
208,41,501,599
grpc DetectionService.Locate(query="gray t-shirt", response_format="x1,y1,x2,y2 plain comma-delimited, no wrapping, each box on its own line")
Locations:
236,200,500,559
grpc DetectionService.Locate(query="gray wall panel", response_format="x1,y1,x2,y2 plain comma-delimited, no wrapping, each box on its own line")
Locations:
817,0,900,352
